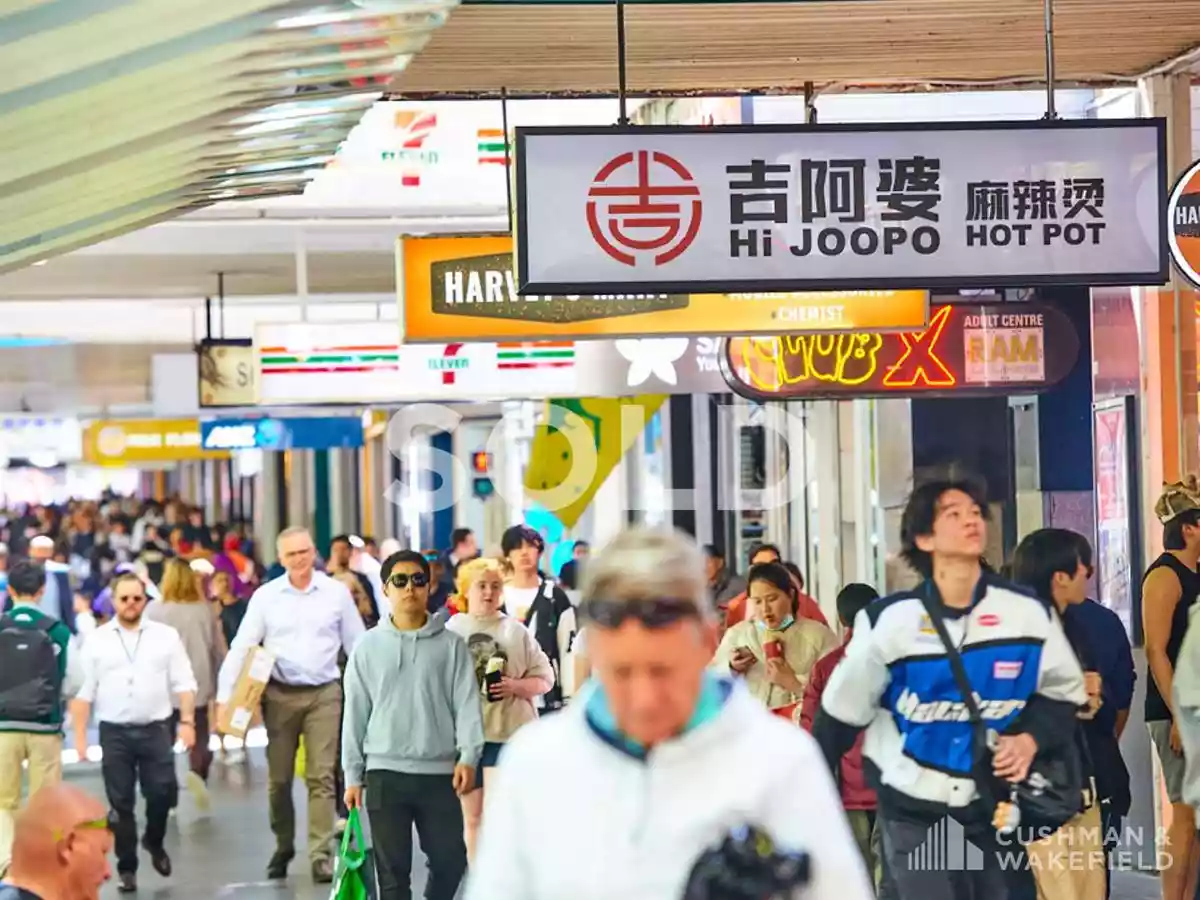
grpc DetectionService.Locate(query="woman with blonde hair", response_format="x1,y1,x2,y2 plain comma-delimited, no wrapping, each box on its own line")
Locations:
445,556,553,860
145,557,226,810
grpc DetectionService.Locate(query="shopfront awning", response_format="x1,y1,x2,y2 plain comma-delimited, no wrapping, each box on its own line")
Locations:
0,0,459,274
388,0,1200,98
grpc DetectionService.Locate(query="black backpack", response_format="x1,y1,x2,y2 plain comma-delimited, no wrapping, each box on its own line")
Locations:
0,615,62,722
523,579,575,710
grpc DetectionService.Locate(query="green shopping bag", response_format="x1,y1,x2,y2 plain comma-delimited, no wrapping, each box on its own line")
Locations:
330,809,372,900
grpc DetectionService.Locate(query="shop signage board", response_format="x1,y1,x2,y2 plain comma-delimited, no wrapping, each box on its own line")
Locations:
721,301,1078,401
200,417,364,452
256,322,730,404
515,120,1167,294
82,419,228,465
400,235,928,342
197,339,256,408
0,416,83,464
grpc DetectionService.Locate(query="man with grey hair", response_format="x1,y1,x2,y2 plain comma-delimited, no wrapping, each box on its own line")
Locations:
216,526,365,885
464,526,872,900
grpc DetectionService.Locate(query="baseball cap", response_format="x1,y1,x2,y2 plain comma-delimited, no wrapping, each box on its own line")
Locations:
1156,476,1200,524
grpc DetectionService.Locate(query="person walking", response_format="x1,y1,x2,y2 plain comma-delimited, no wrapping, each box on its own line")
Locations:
71,572,198,893
216,526,365,884
27,537,74,634
463,528,872,900
501,526,575,714
145,558,225,812
1142,479,1200,900
342,549,483,900
0,562,81,878
446,557,553,860
813,473,1085,900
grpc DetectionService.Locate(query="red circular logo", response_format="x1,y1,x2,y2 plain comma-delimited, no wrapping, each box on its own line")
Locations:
586,150,703,267
978,614,1001,627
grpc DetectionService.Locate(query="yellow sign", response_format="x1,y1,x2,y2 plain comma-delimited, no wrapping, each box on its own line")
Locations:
523,396,666,528
83,419,229,465
400,235,929,342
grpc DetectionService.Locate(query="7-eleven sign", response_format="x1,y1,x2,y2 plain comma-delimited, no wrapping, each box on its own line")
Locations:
382,110,439,186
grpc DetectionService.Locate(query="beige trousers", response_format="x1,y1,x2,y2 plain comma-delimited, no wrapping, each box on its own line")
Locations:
0,732,64,872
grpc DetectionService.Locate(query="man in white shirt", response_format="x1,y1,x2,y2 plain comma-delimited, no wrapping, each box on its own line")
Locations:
216,526,365,885
71,572,197,894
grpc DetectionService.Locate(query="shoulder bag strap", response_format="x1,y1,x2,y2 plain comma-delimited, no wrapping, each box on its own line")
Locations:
917,585,983,725
918,585,1003,810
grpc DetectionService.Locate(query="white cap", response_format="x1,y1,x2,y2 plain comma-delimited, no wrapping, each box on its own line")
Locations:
348,535,365,549
189,558,215,576
29,536,54,550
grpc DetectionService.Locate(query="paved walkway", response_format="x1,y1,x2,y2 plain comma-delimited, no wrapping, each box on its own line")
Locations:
65,751,426,899
59,750,1162,899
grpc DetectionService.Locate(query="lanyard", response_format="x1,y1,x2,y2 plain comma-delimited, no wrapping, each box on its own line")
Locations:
116,628,143,667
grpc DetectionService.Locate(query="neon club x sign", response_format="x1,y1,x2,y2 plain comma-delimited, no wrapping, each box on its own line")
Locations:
720,301,1079,401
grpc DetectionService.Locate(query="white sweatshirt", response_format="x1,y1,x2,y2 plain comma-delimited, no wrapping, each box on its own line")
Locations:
463,680,874,900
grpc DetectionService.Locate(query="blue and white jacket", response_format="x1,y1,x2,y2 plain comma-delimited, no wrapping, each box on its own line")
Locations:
814,573,1086,823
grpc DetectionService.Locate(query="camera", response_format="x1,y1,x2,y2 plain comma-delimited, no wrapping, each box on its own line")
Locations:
682,824,811,900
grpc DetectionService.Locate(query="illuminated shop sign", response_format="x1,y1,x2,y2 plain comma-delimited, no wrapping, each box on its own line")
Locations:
200,417,364,451
400,235,928,343
721,302,1079,400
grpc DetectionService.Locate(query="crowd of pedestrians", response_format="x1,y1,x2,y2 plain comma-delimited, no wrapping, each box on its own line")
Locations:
7,471,1200,900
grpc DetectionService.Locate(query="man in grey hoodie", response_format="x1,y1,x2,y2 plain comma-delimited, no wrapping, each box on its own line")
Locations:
342,549,484,900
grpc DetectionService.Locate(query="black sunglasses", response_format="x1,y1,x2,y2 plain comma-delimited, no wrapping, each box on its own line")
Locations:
387,572,430,589
581,597,700,629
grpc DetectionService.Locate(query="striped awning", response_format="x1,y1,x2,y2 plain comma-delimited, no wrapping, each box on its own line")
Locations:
389,0,1200,97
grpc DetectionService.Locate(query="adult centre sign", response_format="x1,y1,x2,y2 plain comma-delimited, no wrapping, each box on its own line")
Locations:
514,119,1168,294
400,234,928,342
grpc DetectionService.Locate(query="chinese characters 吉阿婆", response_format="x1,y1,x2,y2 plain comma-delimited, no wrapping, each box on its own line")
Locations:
724,156,943,260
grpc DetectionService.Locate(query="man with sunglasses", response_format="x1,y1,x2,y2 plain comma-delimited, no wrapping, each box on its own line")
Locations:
1,784,112,900
343,550,482,900
216,526,365,884
464,528,872,900
71,572,197,894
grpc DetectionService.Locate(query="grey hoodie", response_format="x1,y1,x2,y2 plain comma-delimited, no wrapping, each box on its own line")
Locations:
342,612,484,787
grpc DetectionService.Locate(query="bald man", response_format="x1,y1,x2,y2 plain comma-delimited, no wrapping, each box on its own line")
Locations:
24,538,74,634
1,784,112,900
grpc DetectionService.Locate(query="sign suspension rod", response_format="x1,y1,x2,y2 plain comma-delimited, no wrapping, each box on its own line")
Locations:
616,0,628,125
501,87,514,225
1043,0,1057,119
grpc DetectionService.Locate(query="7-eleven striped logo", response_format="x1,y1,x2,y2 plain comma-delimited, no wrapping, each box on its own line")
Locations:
385,110,438,187
428,342,468,384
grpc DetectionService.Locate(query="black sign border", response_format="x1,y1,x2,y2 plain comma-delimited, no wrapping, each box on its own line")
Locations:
514,118,1169,295
717,301,1081,402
